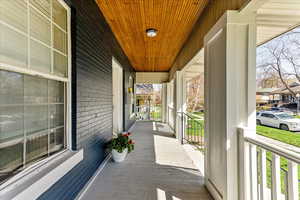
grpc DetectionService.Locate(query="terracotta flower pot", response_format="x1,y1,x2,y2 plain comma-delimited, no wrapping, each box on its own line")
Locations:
111,148,128,162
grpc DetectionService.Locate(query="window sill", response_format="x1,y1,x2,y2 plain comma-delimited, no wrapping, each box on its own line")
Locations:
0,149,83,200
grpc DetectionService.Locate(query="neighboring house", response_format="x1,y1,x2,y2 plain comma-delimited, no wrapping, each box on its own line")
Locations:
256,82,300,107
271,82,300,104
256,88,280,106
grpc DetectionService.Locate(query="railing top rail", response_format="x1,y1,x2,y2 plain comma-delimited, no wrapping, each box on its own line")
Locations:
182,112,203,125
245,135,300,164
182,112,202,119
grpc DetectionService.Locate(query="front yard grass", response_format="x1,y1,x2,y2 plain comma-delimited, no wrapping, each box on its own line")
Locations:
256,125,300,147
185,118,204,136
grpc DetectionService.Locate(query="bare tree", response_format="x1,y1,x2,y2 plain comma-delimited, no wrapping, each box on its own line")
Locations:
257,27,300,97
186,74,204,112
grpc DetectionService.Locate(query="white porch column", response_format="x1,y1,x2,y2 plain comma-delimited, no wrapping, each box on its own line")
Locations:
204,11,256,200
182,76,187,113
175,70,184,143
161,83,167,123
166,82,170,125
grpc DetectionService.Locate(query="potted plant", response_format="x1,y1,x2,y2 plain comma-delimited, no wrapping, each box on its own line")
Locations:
108,132,134,162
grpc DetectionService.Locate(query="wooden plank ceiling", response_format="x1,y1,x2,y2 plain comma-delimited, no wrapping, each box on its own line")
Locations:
96,0,209,72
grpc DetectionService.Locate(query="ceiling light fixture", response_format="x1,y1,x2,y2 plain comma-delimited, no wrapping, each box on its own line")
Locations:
146,28,158,37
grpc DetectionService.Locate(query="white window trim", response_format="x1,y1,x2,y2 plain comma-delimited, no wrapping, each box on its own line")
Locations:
64,0,73,150
0,0,75,193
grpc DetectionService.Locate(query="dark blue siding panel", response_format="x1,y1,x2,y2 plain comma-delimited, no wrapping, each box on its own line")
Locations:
38,0,135,199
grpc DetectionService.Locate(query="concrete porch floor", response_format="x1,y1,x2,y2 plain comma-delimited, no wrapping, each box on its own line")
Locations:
78,122,212,200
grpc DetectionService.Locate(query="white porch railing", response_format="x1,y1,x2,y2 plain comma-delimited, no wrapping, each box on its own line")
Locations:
182,112,204,148
239,127,299,200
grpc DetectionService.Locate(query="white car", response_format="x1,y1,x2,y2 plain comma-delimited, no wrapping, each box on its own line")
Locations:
256,111,300,131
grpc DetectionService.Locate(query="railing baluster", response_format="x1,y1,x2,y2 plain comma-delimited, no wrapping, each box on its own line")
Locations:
250,144,258,200
259,149,267,200
271,153,281,200
193,118,195,142
287,160,298,200
190,117,192,142
184,115,187,141
197,121,200,143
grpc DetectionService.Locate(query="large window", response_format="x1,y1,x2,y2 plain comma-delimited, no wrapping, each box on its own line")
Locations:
0,0,70,184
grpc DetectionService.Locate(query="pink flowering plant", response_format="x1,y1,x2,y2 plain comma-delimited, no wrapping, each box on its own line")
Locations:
108,132,135,153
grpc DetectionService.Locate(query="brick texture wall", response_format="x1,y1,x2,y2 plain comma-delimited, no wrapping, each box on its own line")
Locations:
38,0,135,199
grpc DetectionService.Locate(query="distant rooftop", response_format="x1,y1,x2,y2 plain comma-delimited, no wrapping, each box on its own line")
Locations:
256,88,279,94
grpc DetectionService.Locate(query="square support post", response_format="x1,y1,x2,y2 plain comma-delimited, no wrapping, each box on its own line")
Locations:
175,70,184,143
204,11,256,200
161,83,167,123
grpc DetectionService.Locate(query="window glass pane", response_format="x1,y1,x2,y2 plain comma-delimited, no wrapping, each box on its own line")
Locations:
0,141,23,184
0,70,24,105
0,24,28,68
30,7,51,45
53,25,67,54
25,105,48,135
49,104,64,128
0,0,27,33
29,0,50,18
24,76,48,104
52,0,67,31
48,80,64,103
0,106,24,142
49,127,64,155
53,51,67,77
30,39,51,73
0,75,24,183
26,132,48,165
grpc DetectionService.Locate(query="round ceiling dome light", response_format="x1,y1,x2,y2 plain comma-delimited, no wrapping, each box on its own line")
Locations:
146,28,158,37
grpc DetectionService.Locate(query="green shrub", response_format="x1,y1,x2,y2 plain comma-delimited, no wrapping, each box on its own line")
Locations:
107,133,135,153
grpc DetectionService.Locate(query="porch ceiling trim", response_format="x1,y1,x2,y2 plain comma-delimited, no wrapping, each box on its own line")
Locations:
136,72,169,84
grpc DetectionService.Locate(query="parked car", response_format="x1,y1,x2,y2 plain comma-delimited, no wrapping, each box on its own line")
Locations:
256,111,300,131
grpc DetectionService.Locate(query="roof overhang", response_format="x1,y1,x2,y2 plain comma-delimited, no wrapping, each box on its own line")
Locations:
256,0,300,46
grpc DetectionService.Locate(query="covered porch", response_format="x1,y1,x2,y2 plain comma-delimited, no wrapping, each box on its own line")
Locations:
1,0,300,200
77,121,211,200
